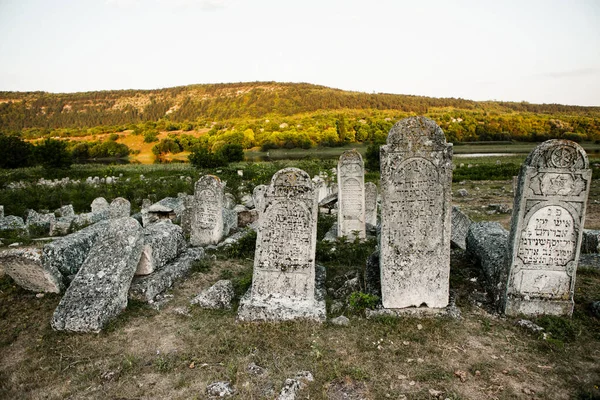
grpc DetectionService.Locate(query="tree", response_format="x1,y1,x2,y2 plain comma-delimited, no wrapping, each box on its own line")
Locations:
34,138,72,169
188,146,227,169
218,143,244,162
0,135,34,169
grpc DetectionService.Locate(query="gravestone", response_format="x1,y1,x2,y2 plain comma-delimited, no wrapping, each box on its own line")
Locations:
380,117,453,309
51,217,144,332
91,197,109,213
26,209,56,236
238,168,325,321
109,197,131,219
0,247,64,293
337,150,366,239
451,206,472,250
364,182,378,229
190,175,225,246
505,140,591,316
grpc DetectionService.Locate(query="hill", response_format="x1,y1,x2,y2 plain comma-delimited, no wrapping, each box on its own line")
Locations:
1,82,600,151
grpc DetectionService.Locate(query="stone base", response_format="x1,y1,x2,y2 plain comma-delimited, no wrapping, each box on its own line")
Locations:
505,297,573,317
237,265,326,322
366,305,459,319
129,247,204,302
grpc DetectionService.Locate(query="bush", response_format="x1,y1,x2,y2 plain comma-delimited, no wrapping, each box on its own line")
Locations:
0,135,34,169
219,144,244,162
348,292,380,314
144,131,159,143
152,138,182,155
365,143,381,171
34,138,72,169
188,146,227,169
88,141,131,158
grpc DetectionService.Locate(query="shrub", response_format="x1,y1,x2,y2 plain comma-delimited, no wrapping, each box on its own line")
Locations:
0,135,34,169
365,143,381,171
219,144,244,162
348,292,380,314
188,146,227,169
34,138,72,169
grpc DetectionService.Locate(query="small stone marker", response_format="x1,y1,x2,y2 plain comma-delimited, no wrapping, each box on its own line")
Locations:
190,175,225,246
0,247,64,293
364,182,378,229
451,206,472,250
505,140,591,316
238,168,325,321
109,197,131,219
51,217,144,332
91,197,109,213
379,117,453,309
26,209,55,236
337,149,366,239
0,205,4,219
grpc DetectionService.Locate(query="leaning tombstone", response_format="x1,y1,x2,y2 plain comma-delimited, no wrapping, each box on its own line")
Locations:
337,149,366,239
190,175,225,246
364,182,378,230
237,168,325,322
379,117,453,309
109,197,131,219
51,217,144,332
26,209,56,236
505,140,591,316
0,247,64,293
451,206,472,250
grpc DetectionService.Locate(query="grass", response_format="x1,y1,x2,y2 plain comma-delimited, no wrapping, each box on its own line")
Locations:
1,149,600,399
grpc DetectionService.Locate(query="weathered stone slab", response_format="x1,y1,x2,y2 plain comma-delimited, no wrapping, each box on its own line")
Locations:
49,217,73,236
180,194,194,238
582,229,600,254
238,168,325,322
224,193,236,210
91,197,109,213
129,247,205,302
451,206,472,250
51,218,144,332
505,140,591,317
337,150,366,239
190,280,234,309
466,222,509,311
223,208,238,237
109,197,131,219
42,220,110,277
142,197,185,227
379,117,453,309
0,247,64,293
26,209,55,236
0,205,3,219
56,205,75,218
0,215,27,236
364,182,378,230
190,175,225,246
136,220,187,275
252,185,268,216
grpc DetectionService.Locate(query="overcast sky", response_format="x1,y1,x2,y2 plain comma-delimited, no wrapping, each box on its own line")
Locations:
0,0,599,106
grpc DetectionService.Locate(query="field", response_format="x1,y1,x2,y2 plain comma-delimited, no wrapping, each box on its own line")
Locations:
0,155,599,400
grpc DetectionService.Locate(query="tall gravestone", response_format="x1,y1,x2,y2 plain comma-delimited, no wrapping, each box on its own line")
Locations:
505,140,591,316
190,175,225,246
380,117,453,309
364,182,378,229
337,150,366,239
238,168,325,321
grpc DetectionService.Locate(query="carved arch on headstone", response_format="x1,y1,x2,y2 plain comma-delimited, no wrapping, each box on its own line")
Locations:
525,139,589,170
386,116,448,151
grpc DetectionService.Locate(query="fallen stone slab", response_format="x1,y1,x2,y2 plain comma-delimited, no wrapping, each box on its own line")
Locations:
466,222,509,312
0,215,28,236
25,209,56,236
136,221,187,275
129,247,205,302
0,247,64,293
190,280,234,309
42,220,110,277
451,206,472,250
51,217,144,332
49,216,73,236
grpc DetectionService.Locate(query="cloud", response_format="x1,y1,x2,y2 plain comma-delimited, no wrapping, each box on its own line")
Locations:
105,0,229,10
534,67,600,79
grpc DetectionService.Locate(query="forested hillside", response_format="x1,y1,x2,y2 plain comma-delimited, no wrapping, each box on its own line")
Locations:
1,82,599,149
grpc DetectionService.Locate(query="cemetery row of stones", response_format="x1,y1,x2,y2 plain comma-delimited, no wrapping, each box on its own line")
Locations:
1,116,600,333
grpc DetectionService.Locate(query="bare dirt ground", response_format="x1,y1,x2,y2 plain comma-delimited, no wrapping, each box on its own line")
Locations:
0,181,599,400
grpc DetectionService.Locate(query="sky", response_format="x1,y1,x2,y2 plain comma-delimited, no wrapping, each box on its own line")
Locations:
0,0,599,106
